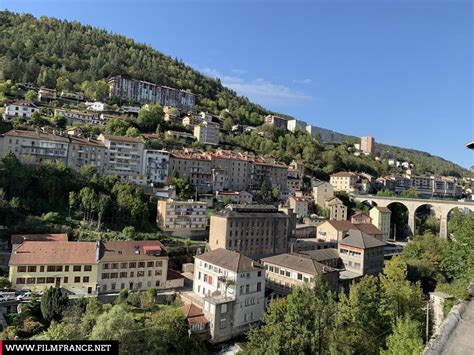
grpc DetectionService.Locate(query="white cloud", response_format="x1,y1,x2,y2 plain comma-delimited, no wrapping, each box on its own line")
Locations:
230,68,247,75
293,78,312,84
200,67,312,106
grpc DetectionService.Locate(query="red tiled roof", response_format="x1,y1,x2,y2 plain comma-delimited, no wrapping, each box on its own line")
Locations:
11,233,68,245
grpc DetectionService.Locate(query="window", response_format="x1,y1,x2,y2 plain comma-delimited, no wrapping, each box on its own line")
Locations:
220,319,227,329
102,273,110,279
27,266,36,272
147,261,154,268
129,262,136,268
74,277,80,283
121,263,128,269
257,271,262,277
63,277,68,283
37,277,45,284
84,265,92,272
110,273,118,279
18,266,26,273
297,273,303,280
73,265,81,272
111,263,119,269
16,278,26,284
285,271,290,277
148,270,152,277
245,284,250,293
257,282,262,292
130,271,134,277
64,266,69,272
155,270,162,276
120,272,127,278
46,277,55,283
155,280,161,287
40,266,45,272
221,304,227,314
83,276,89,283
103,263,109,270
155,261,163,267
111,283,116,291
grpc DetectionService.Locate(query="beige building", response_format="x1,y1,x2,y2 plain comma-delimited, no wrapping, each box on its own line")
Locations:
210,151,252,192
288,196,309,218
264,115,289,130
287,160,305,192
3,101,39,120
9,241,99,295
338,229,385,276
67,136,106,174
97,240,169,293
0,130,69,165
54,108,104,126
157,199,207,238
325,197,347,221
370,206,392,241
168,151,212,193
250,157,288,193
209,205,293,258
317,220,384,243
312,180,334,207
97,134,146,184
330,171,359,193
350,211,372,225
194,121,220,145
262,252,339,301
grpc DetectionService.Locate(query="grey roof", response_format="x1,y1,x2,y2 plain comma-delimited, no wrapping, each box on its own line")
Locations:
339,229,386,249
312,180,329,187
196,248,261,272
262,253,336,275
373,206,392,213
298,248,340,262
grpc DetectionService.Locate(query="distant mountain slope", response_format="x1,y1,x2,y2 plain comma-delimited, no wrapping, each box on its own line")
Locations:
0,10,469,176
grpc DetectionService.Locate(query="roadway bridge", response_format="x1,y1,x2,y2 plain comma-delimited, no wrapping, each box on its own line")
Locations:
352,195,474,239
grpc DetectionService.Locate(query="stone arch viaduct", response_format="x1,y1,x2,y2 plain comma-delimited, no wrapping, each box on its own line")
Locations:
352,195,474,239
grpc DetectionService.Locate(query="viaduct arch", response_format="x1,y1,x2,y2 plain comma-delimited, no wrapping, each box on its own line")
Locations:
353,195,474,239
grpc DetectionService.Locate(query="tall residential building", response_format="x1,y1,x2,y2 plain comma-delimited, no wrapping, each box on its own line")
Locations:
312,180,334,207
210,151,252,192
325,197,348,221
143,149,169,185
329,171,359,193
208,205,294,258
67,136,106,174
194,121,220,145
3,101,39,120
187,249,265,343
361,136,375,155
338,229,385,276
250,157,288,193
97,134,146,184
287,160,305,192
107,75,195,110
97,240,169,293
9,241,99,295
264,115,289,130
157,199,207,238
168,151,213,193
0,130,69,165
370,206,392,241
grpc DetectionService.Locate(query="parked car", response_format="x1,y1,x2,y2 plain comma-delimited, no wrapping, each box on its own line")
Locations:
16,292,32,301
0,294,9,302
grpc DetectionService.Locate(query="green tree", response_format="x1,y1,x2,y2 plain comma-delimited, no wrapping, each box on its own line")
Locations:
125,126,140,137
400,188,419,199
381,317,423,355
137,103,164,132
222,116,234,131
104,118,131,136
80,80,109,101
24,90,38,102
271,187,280,201
29,111,50,127
0,277,11,288
122,226,136,240
52,114,67,129
245,277,337,354
40,287,69,324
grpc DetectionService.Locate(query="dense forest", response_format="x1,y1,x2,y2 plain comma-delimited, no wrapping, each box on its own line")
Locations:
0,10,470,177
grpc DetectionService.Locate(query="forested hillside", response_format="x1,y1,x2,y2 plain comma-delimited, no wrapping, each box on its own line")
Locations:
0,10,470,176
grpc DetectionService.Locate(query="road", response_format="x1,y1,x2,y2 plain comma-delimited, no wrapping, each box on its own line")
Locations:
441,299,474,354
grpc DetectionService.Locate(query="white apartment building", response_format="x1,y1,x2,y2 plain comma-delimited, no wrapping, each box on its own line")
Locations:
157,199,207,238
190,249,265,343
3,101,39,120
305,125,319,139
143,149,170,186
97,134,146,184
54,108,104,126
194,121,220,145
287,119,307,132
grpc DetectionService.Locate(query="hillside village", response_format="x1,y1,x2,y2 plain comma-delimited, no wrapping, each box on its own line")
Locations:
0,72,472,347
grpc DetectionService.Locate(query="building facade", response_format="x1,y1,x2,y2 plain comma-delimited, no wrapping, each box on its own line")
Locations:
54,108,104,126
194,121,220,145
264,115,289,130
325,197,348,221
67,136,106,174
143,149,169,185
370,206,392,241
329,172,359,193
361,136,375,155
3,101,39,120
157,199,207,238
312,181,334,207
208,205,293,258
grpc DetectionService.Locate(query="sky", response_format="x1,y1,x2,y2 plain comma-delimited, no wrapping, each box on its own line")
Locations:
2,0,473,168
